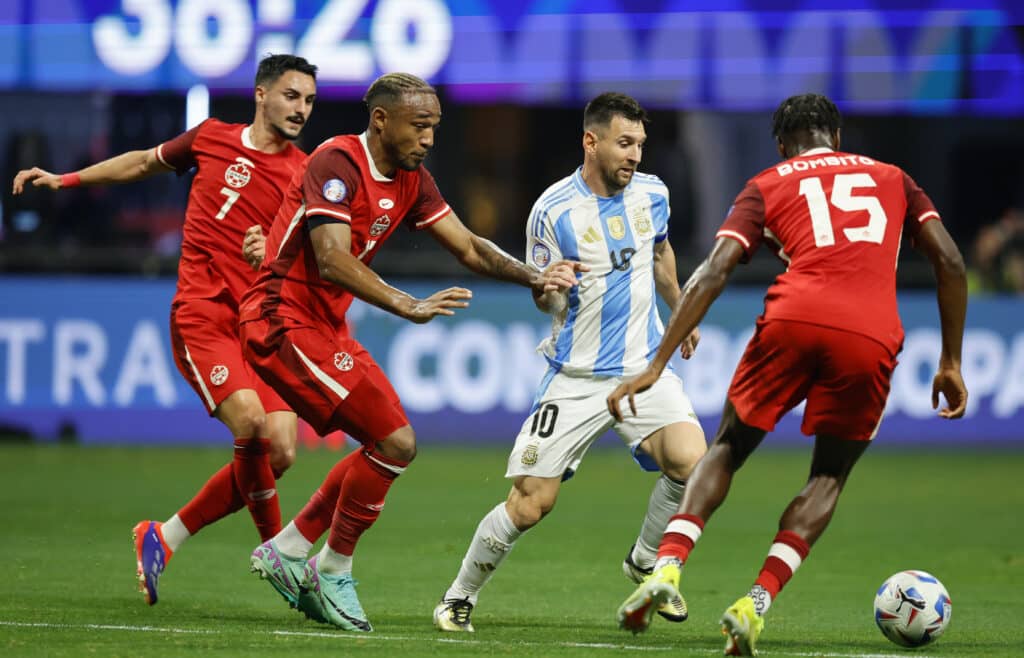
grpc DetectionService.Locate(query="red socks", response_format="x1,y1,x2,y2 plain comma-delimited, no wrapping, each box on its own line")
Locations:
657,514,705,564
294,449,363,542
327,450,408,554
754,530,810,598
232,438,280,540
177,463,245,534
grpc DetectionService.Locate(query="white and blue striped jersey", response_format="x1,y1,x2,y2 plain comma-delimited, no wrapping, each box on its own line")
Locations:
527,167,671,378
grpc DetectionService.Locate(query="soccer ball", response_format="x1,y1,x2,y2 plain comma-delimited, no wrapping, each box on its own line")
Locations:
873,570,952,647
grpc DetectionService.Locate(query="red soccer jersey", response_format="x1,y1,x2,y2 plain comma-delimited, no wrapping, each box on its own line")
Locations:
157,118,306,307
239,133,451,330
718,148,940,356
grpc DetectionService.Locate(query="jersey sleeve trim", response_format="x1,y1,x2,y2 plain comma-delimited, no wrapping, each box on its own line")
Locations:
917,210,940,224
414,204,452,229
306,207,352,222
716,229,752,249
154,144,174,170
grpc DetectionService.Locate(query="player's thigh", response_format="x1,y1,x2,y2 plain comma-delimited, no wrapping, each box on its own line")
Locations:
170,299,261,417
803,329,897,441
242,320,394,440
506,373,612,480
727,318,820,432
617,370,705,475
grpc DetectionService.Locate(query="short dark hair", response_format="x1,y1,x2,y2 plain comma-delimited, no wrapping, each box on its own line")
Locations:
363,73,436,110
255,54,318,88
771,93,841,141
583,92,648,132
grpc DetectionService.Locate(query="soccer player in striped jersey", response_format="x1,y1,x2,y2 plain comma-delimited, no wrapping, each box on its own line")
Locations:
434,93,708,632
610,94,968,655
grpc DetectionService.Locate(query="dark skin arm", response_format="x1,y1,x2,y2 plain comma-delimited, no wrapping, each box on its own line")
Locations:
914,219,968,418
607,237,745,421
427,212,585,295
310,221,471,323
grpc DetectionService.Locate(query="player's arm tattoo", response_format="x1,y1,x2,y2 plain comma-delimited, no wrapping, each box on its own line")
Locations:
430,213,543,292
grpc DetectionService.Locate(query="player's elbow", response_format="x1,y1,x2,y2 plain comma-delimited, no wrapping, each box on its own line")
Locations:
937,248,966,281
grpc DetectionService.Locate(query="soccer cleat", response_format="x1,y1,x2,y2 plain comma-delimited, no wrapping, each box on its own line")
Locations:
250,541,305,606
616,562,681,634
622,547,689,622
433,597,475,633
132,520,173,606
720,595,764,656
304,555,372,632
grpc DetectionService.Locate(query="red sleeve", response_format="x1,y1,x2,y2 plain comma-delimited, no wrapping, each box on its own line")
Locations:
302,148,361,224
716,181,765,263
405,166,451,231
155,120,206,173
902,171,940,241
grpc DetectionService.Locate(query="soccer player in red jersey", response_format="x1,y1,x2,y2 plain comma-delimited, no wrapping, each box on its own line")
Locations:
609,94,968,655
240,72,582,631
11,54,318,607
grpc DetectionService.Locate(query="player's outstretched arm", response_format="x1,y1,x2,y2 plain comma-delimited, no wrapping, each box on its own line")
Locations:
914,219,968,419
12,148,171,195
607,237,743,421
427,212,584,296
310,221,471,324
654,239,700,359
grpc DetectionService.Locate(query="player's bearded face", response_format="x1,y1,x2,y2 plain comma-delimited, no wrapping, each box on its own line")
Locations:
261,71,317,141
595,116,645,192
384,93,441,171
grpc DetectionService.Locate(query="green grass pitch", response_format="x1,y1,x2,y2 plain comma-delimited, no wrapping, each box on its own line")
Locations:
2,442,1022,657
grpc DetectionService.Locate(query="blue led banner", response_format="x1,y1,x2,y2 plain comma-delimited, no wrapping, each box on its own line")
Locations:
1,1,1023,113
1,276,1021,444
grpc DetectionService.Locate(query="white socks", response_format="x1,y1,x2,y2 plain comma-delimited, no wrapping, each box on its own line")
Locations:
444,503,523,604
631,475,686,569
274,521,314,559
161,515,191,553
317,544,353,575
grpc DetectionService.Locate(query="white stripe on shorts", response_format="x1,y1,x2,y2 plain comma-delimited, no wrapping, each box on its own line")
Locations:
182,343,216,412
291,344,350,401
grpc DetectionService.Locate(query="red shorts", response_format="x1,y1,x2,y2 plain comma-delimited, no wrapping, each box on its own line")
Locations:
240,317,408,443
169,299,289,415
728,318,897,441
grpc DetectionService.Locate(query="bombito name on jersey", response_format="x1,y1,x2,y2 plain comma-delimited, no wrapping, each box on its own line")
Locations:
776,155,877,177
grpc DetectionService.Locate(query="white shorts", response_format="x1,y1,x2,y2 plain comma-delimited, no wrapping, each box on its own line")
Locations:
505,368,701,480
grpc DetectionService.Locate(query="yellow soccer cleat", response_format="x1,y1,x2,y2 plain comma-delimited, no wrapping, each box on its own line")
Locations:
720,596,764,656
622,547,689,622
616,562,681,634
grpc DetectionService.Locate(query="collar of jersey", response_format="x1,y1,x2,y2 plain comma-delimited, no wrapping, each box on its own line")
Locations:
359,132,394,183
573,166,628,201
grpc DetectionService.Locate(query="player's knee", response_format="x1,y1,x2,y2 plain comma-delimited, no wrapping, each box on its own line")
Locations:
661,437,708,480
269,443,296,476
231,408,268,439
376,426,417,463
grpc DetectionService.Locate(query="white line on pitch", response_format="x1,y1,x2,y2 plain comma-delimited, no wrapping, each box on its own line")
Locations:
0,620,936,657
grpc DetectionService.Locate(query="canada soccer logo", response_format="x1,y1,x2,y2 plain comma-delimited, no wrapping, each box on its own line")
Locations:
224,158,253,188
334,352,354,371
369,214,392,237
210,365,229,386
